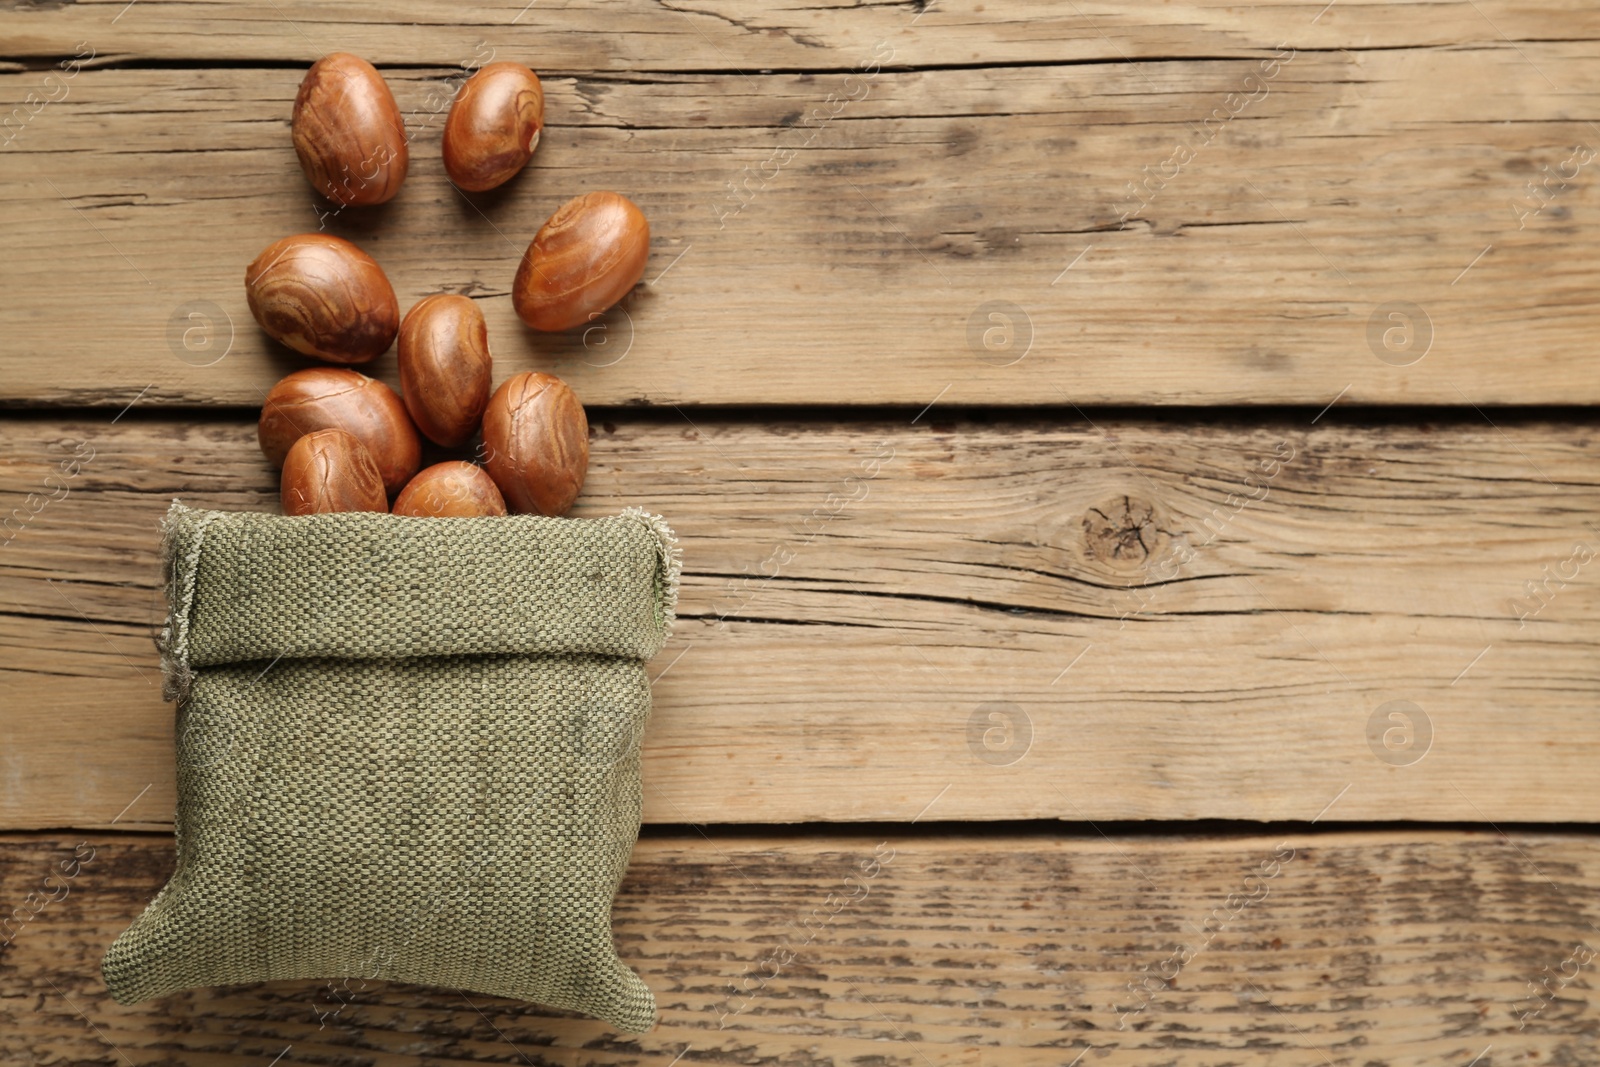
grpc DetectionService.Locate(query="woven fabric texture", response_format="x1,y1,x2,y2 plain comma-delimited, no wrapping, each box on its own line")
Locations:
101,501,680,1034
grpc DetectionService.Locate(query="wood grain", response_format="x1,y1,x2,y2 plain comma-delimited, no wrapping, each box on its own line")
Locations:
3,42,1600,406
2,0,1595,66
2,415,1595,829
2,7,1593,1063
3,829,1598,1065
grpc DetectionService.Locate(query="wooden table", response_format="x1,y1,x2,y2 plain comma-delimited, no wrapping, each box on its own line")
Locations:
3,2,1597,1063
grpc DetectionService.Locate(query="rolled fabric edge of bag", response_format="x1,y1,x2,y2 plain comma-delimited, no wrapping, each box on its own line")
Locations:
156,499,216,705
154,498,682,703
617,505,681,639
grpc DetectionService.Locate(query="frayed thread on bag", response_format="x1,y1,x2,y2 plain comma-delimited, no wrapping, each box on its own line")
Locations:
155,499,216,705
618,507,681,635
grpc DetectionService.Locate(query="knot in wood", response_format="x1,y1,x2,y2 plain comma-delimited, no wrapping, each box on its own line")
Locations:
1082,495,1162,569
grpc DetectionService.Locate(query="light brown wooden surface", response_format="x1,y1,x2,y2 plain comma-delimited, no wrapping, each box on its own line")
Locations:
4,829,1598,1066
3,0,1595,66
4,2,1599,1058
3,31,1600,405
3,415,1595,829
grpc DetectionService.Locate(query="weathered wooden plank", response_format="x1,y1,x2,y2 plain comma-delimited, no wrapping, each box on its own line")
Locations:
1,0,1593,66
2,830,1597,1064
3,43,1600,407
2,415,1596,828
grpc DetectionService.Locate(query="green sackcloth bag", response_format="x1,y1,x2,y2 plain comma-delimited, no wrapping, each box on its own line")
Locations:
100,500,680,1034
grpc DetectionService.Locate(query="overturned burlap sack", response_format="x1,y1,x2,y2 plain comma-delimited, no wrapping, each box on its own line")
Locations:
101,500,679,1034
